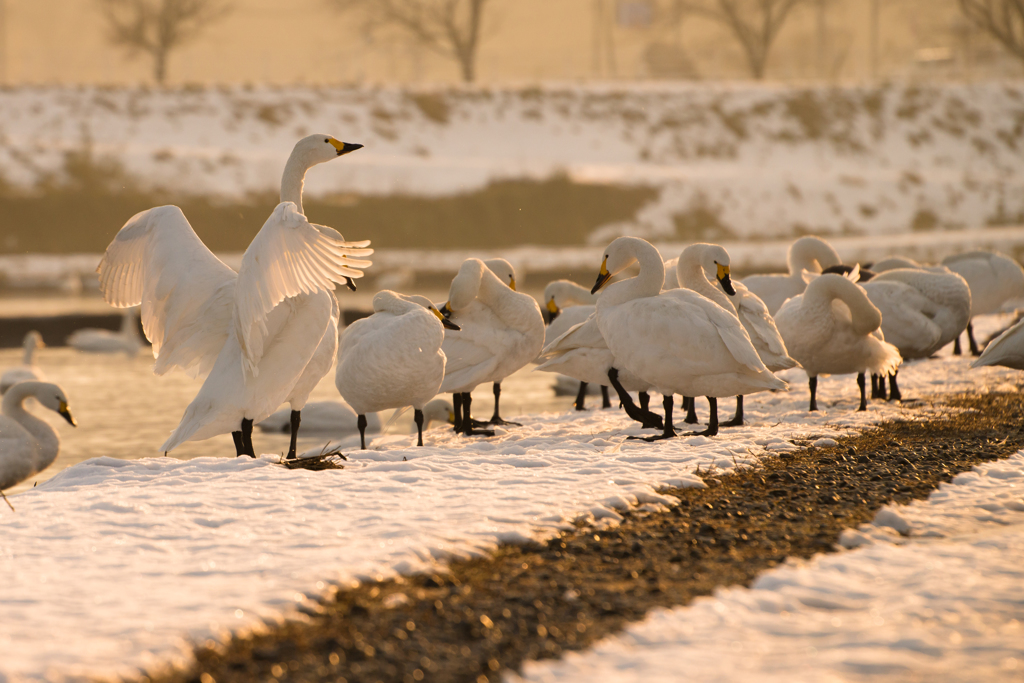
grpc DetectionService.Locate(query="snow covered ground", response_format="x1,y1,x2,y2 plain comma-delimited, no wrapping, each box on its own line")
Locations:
1,81,1022,241
511,455,1024,683
0,312,1021,682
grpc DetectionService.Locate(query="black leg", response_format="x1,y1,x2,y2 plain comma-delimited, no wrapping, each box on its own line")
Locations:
606,369,663,429
721,395,744,427
809,376,818,412
488,382,522,426
683,396,699,424
631,394,677,441
232,431,245,457
452,393,464,433
286,409,300,460
574,381,588,411
953,334,962,356
888,371,902,402
601,385,611,409
871,373,887,400
857,372,867,411
688,397,719,437
414,409,424,447
462,392,495,437
967,320,981,356
358,414,367,450
241,418,255,458
639,391,650,413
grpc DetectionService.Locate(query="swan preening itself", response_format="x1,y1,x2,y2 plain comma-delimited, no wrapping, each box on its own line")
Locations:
742,236,842,315
67,309,143,357
775,274,902,411
592,237,786,440
439,258,544,435
97,134,372,458
0,381,76,493
1,331,46,394
336,291,459,448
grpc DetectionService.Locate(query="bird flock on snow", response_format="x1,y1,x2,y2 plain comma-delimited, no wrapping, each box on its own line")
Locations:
4,135,1024,495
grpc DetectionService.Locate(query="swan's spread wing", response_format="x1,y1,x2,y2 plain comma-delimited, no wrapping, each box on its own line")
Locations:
662,289,766,373
234,202,373,376
97,205,237,377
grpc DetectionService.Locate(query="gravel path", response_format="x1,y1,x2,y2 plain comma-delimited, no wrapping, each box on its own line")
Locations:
145,392,1024,683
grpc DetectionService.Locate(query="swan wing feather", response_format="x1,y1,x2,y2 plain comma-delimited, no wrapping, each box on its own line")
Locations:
661,289,767,373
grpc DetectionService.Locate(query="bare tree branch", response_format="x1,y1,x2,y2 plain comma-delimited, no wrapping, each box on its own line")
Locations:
675,0,808,78
95,0,232,84
330,0,490,82
958,0,1024,63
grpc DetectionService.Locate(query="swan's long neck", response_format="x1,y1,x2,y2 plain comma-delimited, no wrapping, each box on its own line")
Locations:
2,385,59,466
550,281,596,306
280,151,312,215
808,276,881,335
120,312,137,337
677,256,732,311
448,260,485,311
788,239,840,276
22,340,36,365
600,240,665,307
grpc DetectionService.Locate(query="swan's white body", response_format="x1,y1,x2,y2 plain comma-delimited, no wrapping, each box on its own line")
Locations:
863,268,971,360
941,251,1024,317
973,319,1024,370
336,291,449,415
1,331,45,394
0,381,75,490
67,310,143,356
542,280,598,347
742,236,842,315
439,259,545,395
535,311,652,391
258,401,381,435
96,135,372,452
676,244,798,374
596,237,786,399
774,274,902,379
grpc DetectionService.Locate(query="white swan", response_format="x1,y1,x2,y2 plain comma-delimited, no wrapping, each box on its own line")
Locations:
593,237,786,439
257,401,382,436
541,279,608,410
1,331,46,394
66,309,143,356
863,268,971,399
973,318,1024,370
675,243,798,426
774,274,901,412
337,291,458,448
941,251,1024,355
742,236,842,315
439,258,545,435
97,135,372,456
0,381,76,492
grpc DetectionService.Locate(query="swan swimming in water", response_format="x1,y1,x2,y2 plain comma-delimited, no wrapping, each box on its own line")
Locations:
741,236,842,315
67,309,143,357
97,135,372,456
1,331,46,394
593,237,786,440
0,381,76,494
336,291,459,448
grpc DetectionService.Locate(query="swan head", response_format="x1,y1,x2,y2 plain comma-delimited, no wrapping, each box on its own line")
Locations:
484,259,517,291
292,134,363,167
592,236,658,294
680,243,735,296
788,236,841,274
402,294,461,331
422,398,456,428
21,382,76,427
23,331,44,351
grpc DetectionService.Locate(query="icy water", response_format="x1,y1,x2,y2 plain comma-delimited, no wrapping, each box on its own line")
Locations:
0,346,576,495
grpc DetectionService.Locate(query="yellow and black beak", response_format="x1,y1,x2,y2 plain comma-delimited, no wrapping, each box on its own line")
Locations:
328,139,363,156
446,410,456,425
509,277,517,292
439,302,453,319
545,297,560,324
58,400,77,427
717,263,736,296
433,306,460,331
592,258,612,294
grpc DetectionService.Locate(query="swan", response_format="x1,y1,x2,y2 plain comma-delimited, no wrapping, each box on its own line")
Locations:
66,309,143,356
0,381,76,492
741,236,842,315
97,134,372,456
257,401,382,436
337,291,459,448
1,331,46,394
439,258,545,435
593,237,786,440
863,268,971,400
541,279,609,410
972,318,1024,370
774,274,901,412
941,251,1024,355
675,243,798,427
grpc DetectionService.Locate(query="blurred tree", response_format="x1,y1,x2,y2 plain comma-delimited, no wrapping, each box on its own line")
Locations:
330,0,491,83
95,0,233,85
958,0,1024,63
674,0,808,79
